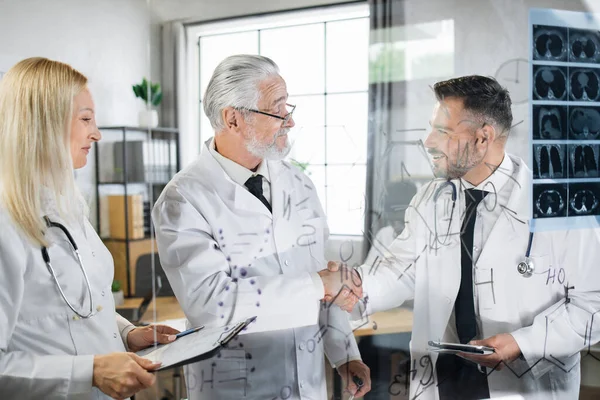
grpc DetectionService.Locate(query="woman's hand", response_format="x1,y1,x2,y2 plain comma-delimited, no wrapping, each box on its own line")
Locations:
92,352,161,399
126,324,180,352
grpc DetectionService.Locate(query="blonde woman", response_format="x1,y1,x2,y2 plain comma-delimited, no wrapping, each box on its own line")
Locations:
0,57,179,400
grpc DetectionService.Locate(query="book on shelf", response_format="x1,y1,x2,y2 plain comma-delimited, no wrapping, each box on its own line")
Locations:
143,201,151,238
108,140,176,183
107,194,145,239
113,141,145,182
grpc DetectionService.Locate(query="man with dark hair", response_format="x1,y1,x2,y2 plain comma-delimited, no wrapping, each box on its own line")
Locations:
433,75,513,135
428,75,513,182
332,75,600,399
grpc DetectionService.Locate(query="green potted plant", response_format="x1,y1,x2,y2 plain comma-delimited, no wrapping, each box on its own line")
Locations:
112,280,124,306
132,78,162,128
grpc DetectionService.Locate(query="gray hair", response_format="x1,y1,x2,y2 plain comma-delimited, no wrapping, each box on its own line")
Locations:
203,54,280,132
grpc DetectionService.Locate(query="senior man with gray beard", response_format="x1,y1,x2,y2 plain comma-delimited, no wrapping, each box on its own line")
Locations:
152,54,370,400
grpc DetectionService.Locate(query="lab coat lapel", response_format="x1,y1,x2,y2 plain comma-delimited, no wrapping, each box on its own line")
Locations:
268,161,297,221
475,157,532,332
479,156,531,260
198,142,272,219
234,185,273,218
427,179,463,341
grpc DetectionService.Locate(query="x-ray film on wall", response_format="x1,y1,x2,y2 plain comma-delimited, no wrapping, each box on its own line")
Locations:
530,8,600,231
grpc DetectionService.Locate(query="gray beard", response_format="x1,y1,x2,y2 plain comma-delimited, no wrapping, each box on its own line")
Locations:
245,128,292,160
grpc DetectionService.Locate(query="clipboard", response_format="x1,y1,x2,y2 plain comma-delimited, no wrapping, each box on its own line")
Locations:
136,316,256,371
428,340,495,355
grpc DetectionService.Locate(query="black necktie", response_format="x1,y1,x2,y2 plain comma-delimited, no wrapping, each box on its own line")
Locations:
436,188,490,400
456,188,488,344
245,175,272,213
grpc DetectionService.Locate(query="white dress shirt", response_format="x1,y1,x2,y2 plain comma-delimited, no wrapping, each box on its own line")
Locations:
209,137,271,205
460,153,515,263
445,153,515,342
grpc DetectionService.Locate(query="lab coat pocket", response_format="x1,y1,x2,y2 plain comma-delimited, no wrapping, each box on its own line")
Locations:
517,254,558,315
20,312,70,335
14,312,76,355
214,348,248,397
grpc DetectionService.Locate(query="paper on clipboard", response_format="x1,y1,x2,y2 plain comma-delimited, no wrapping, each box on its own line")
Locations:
137,316,256,370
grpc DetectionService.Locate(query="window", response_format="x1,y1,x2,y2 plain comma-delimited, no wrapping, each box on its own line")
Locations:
187,4,370,235
369,19,455,83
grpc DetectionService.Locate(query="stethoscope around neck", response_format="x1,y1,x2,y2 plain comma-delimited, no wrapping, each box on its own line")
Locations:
434,180,536,278
41,216,95,319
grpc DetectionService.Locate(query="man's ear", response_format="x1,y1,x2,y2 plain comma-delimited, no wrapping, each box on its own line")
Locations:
476,123,496,146
222,107,241,132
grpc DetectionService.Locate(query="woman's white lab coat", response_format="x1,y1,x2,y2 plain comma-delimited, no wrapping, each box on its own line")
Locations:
0,190,135,399
359,155,600,400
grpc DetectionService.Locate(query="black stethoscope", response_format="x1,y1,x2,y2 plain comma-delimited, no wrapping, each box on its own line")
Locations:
434,181,536,278
41,216,95,318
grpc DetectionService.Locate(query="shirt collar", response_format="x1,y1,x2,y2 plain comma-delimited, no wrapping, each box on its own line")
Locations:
208,137,270,187
460,153,513,193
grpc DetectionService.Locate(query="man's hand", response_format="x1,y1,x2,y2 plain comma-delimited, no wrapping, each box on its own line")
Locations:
318,261,363,311
459,333,522,370
127,324,180,352
337,360,371,398
93,352,161,399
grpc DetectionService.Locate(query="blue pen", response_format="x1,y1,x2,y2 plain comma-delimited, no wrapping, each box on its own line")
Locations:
152,326,204,347
175,326,204,339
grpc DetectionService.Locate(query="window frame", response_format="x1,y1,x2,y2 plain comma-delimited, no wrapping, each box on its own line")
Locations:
184,2,369,236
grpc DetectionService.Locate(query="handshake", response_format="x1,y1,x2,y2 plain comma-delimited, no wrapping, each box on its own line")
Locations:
318,261,364,312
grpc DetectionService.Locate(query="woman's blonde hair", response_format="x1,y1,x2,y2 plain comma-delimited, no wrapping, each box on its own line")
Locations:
0,57,88,247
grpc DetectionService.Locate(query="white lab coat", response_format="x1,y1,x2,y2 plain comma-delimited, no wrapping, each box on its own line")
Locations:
359,155,600,400
363,225,397,268
0,190,135,400
152,141,360,400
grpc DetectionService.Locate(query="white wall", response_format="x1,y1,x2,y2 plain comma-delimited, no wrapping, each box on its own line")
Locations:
151,0,361,23
0,0,161,226
388,0,591,177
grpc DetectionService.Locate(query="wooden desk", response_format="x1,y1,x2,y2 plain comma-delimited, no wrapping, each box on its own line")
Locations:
117,296,186,323
353,308,413,337
117,297,144,310
119,297,413,336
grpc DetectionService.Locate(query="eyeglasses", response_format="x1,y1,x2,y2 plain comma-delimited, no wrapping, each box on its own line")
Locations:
243,103,296,126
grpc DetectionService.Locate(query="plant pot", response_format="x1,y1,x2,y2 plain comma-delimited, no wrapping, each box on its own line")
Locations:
138,109,159,128
112,290,124,306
